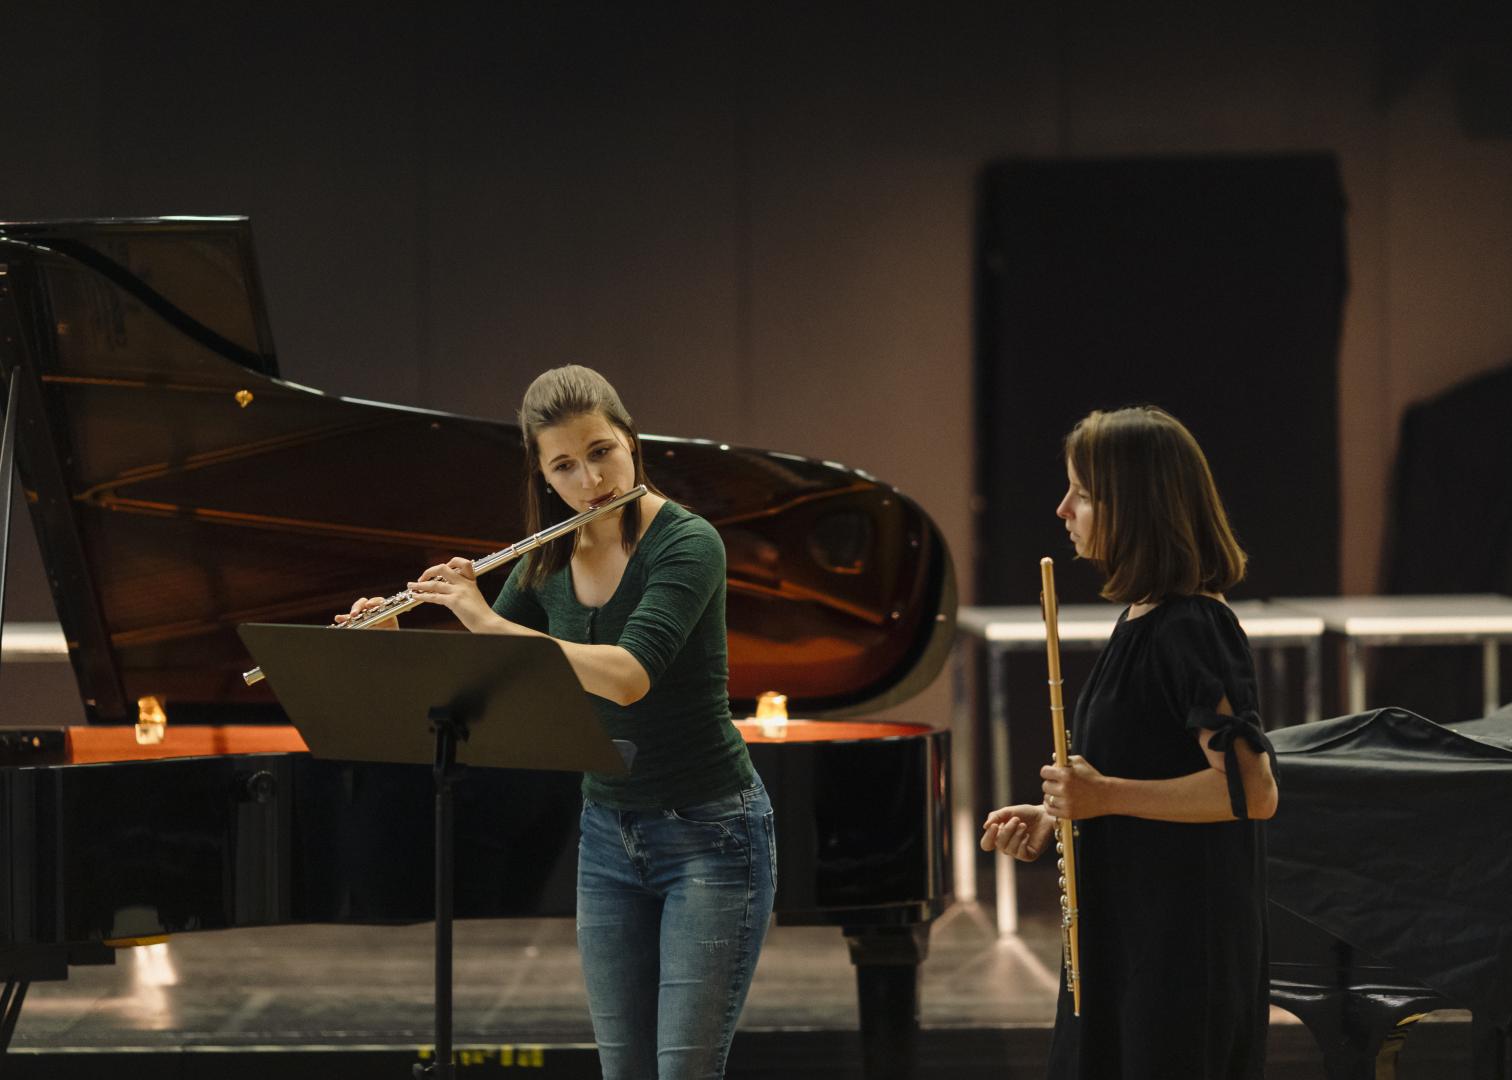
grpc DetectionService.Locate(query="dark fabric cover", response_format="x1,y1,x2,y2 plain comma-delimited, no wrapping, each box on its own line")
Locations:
1049,596,1268,1080
1268,705,1512,1028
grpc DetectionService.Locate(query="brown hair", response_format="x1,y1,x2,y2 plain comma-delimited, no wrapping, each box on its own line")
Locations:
1064,405,1246,604
517,365,666,590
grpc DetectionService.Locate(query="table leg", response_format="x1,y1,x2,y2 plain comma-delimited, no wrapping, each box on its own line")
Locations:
950,640,978,904
987,642,1017,936
1347,639,1366,715
1305,638,1322,725
1484,640,1501,718
1263,645,1285,728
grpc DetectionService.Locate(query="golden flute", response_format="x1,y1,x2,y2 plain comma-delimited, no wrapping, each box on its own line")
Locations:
242,485,648,686
1041,555,1082,1017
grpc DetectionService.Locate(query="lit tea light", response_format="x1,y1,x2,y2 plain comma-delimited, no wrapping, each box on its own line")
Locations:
754,691,788,739
136,695,167,746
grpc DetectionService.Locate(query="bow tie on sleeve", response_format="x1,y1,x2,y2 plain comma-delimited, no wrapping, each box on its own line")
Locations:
1188,707,1277,820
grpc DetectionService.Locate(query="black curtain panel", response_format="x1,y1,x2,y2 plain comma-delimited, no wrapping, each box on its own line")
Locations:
974,154,1346,608
1375,363,1512,722
972,155,1347,809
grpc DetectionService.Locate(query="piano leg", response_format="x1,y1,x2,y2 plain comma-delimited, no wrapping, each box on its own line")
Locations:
843,924,931,1080
1,980,28,1053
1335,1008,1512,1080
1272,983,1435,1080
1472,1013,1510,1080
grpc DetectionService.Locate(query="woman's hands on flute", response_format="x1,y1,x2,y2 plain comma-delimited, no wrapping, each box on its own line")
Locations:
336,597,399,629
406,557,501,633
1040,755,1111,821
982,753,1116,861
341,556,650,707
336,556,487,630
981,803,1056,861
1039,747,1278,825
338,559,516,635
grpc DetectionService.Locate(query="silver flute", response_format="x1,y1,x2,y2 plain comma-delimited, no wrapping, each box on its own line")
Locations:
242,484,648,686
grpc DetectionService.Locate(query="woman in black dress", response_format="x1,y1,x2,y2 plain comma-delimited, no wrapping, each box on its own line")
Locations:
982,405,1279,1079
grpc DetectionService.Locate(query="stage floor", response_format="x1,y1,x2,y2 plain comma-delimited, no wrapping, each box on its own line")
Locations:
10,901,1064,1048
5,883,1479,1079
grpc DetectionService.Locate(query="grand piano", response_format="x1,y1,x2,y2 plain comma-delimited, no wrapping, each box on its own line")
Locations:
0,218,955,1077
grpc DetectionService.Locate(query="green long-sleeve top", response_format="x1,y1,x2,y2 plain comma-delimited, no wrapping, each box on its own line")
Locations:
491,500,755,810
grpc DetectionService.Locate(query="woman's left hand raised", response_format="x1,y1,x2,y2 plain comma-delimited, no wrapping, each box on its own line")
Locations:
1040,755,1112,820
408,557,495,632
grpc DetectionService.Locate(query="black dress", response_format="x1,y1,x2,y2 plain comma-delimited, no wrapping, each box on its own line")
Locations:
1046,595,1275,1080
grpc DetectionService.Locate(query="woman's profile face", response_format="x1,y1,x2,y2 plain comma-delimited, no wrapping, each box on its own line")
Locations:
1056,460,1095,559
535,412,638,517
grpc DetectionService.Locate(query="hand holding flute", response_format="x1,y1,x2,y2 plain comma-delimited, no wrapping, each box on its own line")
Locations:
242,485,646,686
336,556,484,632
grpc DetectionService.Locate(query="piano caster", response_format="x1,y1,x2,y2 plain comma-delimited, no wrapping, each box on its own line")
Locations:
237,768,277,804
1472,1014,1511,1080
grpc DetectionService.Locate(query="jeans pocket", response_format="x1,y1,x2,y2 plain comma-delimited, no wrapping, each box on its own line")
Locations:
670,789,747,825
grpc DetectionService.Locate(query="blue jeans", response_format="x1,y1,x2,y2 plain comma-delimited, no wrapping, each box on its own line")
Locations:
577,780,776,1080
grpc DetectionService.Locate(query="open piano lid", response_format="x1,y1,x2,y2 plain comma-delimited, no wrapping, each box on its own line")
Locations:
0,217,955,724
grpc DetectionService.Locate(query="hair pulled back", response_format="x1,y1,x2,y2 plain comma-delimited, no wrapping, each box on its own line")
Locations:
518,364,665,589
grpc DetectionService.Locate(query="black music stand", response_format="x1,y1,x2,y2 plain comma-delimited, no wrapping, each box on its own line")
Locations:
237,624,632,1080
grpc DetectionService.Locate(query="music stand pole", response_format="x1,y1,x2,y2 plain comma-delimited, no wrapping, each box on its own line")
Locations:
237,624,631,1080
429,705,464,1080
0,371,20,663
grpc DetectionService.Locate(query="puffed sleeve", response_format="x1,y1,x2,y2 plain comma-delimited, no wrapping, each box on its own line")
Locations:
615,516,725,686
490,559,550,633
1156,603,1278,819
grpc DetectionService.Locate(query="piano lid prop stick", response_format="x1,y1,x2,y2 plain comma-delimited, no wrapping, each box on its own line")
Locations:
242,485,648,686
1041,556,1082,1017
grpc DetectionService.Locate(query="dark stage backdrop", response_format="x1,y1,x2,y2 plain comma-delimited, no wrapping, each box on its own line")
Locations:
1376,363,1512,722
974,154,1346,608
972,155,1347,806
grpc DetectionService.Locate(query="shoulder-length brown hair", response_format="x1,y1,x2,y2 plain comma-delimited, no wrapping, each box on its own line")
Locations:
1065,405,1246,605
517,365,667,590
